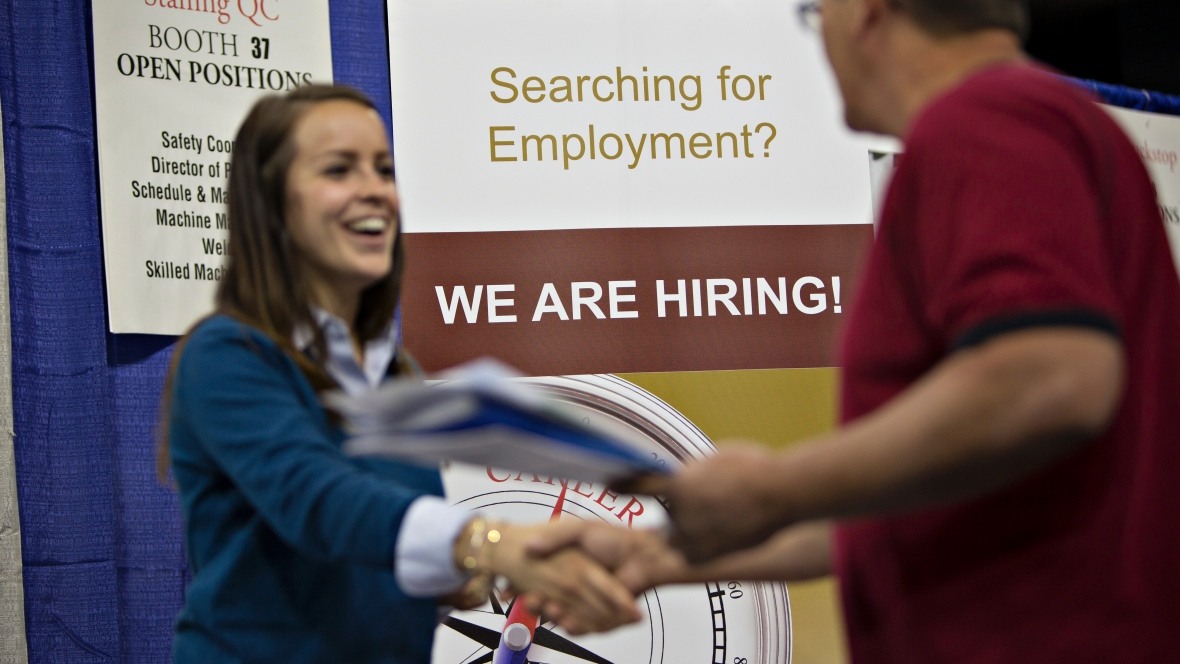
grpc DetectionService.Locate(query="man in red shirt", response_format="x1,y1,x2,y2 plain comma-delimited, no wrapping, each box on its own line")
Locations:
535,0,1180,661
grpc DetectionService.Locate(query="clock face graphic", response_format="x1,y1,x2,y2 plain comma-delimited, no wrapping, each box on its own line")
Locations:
432,374,793,664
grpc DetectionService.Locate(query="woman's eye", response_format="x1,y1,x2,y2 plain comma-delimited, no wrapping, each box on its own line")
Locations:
323,164,349,177
378,163,395,179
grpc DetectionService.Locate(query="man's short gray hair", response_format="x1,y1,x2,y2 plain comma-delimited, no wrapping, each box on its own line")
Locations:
891,0,1029,40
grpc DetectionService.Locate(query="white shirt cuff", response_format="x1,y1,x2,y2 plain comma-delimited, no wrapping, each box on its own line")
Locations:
395,497,472,597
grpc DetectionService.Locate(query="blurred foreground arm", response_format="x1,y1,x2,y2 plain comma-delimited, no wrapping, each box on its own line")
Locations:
633,327,1123,562
526,518,834,596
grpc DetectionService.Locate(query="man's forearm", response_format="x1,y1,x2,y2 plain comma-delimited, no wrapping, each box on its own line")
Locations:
763,327,1124,526
665,520,834,584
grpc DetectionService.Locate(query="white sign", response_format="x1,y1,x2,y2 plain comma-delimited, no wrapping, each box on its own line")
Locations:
387,0,879,234
92,1,333,334
1106,105,1180,276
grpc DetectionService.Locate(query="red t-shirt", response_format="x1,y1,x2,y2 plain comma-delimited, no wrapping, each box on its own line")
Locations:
836,64,1180,663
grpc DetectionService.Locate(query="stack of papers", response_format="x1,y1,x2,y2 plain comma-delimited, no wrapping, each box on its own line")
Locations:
327,359,670,483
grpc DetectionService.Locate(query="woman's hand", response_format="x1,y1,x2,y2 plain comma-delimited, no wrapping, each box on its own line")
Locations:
453,518,643,634
523,520,688,593
438,575,494,611
515,521,688,627
493,522,643,634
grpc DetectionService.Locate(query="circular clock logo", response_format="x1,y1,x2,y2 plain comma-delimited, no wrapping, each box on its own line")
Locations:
432,374,793,664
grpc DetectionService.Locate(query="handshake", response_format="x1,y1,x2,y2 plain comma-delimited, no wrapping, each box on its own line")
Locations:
443,445,833,636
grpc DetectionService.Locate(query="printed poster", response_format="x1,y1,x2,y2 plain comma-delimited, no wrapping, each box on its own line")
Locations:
1107,105,1180,276
92,0,333,334
388,1,879,662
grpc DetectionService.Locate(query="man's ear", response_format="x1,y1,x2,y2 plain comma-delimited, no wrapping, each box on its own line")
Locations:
851,0,895,51
852,0,891,38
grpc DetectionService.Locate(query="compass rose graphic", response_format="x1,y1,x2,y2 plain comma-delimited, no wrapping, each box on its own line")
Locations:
432,374,793,664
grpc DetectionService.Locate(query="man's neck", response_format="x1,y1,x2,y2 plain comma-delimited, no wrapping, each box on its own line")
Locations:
883,28,1026,137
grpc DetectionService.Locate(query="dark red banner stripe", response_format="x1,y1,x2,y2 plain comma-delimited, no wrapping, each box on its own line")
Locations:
402,225,871,374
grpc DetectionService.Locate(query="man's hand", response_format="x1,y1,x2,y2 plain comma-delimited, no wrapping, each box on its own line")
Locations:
621,445,793,564
519,520,688,623
486,521,643,635
524,520,687,593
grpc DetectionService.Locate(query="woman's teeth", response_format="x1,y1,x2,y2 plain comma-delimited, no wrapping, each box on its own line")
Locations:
347,218,386,234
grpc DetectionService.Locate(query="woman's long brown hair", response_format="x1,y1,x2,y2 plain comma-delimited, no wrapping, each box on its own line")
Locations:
156,84,407,481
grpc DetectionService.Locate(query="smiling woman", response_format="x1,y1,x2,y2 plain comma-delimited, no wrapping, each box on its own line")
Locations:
157,84,642,664
281,99,399,324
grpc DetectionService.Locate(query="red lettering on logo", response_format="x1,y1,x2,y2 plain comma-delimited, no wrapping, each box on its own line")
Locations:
487,467,511,482
614,497,644,527
594,488,619,511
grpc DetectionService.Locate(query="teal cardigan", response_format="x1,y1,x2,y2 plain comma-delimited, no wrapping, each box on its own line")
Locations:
168,315,444,663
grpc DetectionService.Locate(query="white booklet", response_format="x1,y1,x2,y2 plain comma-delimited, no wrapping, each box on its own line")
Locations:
327,359,671,483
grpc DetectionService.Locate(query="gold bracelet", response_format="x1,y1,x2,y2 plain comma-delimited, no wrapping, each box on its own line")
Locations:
455,516,503,576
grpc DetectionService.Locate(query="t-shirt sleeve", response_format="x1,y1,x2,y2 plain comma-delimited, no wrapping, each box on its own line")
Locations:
172,321,421,568
904,95,1123,348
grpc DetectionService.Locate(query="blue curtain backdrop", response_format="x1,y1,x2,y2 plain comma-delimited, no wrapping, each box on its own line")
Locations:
0,2,391,661
3,2,1180,663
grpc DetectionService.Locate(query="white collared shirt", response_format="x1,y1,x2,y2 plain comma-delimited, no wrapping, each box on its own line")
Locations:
296,308,470,597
